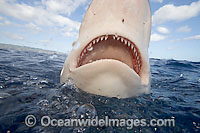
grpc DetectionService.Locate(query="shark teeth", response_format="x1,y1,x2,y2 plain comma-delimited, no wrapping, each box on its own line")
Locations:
84,49,87,53
121,38,124,42
78,35,142,75
131,44,134,50
128,41,131,47
124,40,127,45
101,36,104,41
87,46,93,51
96,38,100,43
93,40,96,44
105,35,108,40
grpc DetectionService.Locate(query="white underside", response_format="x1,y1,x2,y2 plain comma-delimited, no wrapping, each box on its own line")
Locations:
66,59,148,98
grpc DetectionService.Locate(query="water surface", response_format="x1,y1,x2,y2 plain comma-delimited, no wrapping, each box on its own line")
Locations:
0,46,199,132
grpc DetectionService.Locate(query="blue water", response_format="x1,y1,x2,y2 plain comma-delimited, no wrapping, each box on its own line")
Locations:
0,47,199,132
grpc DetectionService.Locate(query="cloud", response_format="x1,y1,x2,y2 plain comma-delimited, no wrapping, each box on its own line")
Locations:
152,0,200,25
41,0,89,16
150,33,167,42
167,47,174,50
60,26,79,38
40,40,51,44
157,26,169,34
176,25,191,32
24,23,41,33
0,19,20,27
170,34,200,42
3,32,24,40
184,35,200,40
0,16,19,26
0,0,82,34
0,16,3,21
63,31,78,38
150,0,163,3
4,20,14,25
0,18,41,33
169,39,181,43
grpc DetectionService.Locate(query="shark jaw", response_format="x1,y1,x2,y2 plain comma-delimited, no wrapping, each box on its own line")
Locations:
60,0,151,98
77,35,142,76
60,33,150,98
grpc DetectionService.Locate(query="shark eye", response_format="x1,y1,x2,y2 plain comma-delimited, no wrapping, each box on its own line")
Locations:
77,35,142,76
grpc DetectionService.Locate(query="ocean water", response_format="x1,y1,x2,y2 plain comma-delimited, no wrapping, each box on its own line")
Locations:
0,46,199,132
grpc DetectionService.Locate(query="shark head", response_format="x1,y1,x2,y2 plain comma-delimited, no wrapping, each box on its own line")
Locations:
61,0,151,98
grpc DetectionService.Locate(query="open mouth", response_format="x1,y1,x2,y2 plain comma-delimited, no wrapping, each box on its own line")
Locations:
77,35,142,76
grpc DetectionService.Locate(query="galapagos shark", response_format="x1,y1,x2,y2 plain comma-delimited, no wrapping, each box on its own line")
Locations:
60,0,151,98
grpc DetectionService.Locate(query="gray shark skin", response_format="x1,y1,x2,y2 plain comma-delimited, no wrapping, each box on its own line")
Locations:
61,0,151,98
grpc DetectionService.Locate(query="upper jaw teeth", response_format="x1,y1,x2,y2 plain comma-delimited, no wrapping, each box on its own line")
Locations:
105,36,108,40
96,38,99,43
124,40,127,45
93,40,96,44
128,41,131,47
121,38,124,42
131,44,134,50
101,36,104,41
79,35,141,73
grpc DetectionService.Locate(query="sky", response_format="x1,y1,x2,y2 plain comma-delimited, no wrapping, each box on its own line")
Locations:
0,0,200,62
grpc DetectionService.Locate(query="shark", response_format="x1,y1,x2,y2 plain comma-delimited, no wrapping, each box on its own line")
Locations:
60,0,151,98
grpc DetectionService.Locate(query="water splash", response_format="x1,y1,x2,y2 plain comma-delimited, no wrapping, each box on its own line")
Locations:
76,104,97,119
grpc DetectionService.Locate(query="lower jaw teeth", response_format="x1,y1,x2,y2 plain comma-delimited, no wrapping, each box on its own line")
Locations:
87,46,93,51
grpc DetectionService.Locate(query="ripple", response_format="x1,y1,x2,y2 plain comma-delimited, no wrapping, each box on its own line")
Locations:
0,47,200,132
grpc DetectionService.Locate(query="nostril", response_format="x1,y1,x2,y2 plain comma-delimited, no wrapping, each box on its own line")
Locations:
122,19,125,23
